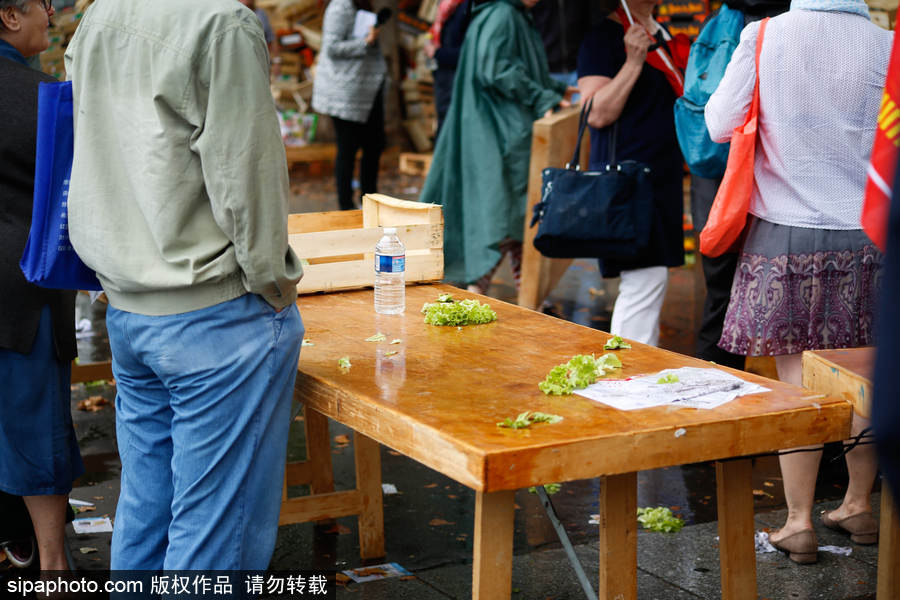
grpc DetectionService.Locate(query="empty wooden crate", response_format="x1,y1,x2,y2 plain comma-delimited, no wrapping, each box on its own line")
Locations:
287,194,443,294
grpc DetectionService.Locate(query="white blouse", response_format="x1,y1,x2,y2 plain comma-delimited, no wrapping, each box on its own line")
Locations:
705,10,892,230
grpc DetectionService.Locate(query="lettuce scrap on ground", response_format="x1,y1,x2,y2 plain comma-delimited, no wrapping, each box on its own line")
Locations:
497,411,563,429
528,483,562,495
657,373,679,384
604,335,632,350
338,356,352,371
422,297,497,326
538,353,622,395
366,333,387,342
637,507,684,533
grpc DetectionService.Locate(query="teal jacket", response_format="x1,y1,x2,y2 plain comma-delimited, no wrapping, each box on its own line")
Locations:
65,0,302,315
420,0,566,285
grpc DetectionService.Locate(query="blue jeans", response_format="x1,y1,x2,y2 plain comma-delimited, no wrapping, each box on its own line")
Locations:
106,294,303,570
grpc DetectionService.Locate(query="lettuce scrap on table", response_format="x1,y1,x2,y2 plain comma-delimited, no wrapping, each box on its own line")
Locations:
657,373,679,384
538,353,622,395
497,411,563,430
637,507,684,533
421,297,497,326
365,333,387,342
604,335,632,350
338,356,352,371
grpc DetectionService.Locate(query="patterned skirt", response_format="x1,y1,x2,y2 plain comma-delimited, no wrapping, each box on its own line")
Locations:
718,217,882,357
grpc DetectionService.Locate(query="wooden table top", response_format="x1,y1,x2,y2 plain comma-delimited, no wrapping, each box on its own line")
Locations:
295,284,852,492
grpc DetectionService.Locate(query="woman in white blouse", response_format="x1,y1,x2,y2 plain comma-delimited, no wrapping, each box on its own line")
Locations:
706,0,891,564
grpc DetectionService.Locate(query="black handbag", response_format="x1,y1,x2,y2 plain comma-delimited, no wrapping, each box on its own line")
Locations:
530,101,653,260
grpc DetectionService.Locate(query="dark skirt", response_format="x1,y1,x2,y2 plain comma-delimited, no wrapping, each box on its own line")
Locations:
0,306,84,495
719,217,882,357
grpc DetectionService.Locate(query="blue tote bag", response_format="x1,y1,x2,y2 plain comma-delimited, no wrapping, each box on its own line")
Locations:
20,81,102,291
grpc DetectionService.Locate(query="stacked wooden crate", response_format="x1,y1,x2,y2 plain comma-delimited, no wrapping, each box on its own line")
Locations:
867,0,897,29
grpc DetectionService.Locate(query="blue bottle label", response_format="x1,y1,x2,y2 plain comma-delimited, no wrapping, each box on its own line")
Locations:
376,254,405,273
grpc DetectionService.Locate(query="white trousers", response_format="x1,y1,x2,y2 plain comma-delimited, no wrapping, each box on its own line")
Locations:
609,266,669,347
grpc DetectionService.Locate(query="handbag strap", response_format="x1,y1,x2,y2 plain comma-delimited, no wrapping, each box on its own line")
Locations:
568,99,593,169
747,18,769,125
568,98,621,170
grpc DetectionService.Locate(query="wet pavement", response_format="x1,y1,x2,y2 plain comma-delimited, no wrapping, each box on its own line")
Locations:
7,152,878,598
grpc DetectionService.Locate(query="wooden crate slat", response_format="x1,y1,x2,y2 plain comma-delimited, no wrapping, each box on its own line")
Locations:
298,252,443,294
288,210,363,234
290,223,441,260
362,194,442,228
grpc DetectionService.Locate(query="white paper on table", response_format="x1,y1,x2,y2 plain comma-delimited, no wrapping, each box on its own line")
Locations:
575,367,770,411
352,10,376,39
72,517,113,534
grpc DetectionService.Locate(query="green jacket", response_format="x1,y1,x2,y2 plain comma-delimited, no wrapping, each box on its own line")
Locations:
420,0,565,285
65,0,302,315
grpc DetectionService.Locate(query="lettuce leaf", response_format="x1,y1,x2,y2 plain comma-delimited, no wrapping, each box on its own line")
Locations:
539,353,623,395
422,298,497,326
604,335,632,350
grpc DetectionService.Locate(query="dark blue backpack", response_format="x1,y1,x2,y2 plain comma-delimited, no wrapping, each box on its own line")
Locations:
673,4,744,179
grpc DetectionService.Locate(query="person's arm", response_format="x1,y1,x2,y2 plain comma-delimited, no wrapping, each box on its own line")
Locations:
193,21,302,310
323,1,372,60
705,20,760,142
475,16,563,117
578,24,651,129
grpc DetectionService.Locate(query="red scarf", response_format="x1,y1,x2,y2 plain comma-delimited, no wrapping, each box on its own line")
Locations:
615,7,689,97
429,0,467,49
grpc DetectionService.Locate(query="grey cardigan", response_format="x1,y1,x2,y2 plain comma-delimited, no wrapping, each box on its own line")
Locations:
312,0,387,122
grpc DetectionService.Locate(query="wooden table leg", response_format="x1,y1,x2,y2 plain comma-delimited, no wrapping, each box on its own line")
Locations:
354,431,385,559
877,483,900,599
304,406,335,495
716,459,756,600
599,472,637,600
473,489,515,600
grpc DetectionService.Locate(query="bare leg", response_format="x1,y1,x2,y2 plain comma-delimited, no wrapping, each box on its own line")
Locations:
22,494,69,570
771,353,822,542
825,413,878,520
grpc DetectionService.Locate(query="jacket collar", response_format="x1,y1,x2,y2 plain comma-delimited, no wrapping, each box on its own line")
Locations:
0,38,28,66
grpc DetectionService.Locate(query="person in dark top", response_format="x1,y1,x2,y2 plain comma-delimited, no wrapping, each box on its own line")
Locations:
0,0,82,571
873,153,900,512
425,0,468,138
689,0,791,371
530,0,598,89
577,0,689,346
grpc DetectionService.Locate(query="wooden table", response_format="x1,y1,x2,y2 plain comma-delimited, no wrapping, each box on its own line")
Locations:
282,284,851,599
803,348,899,599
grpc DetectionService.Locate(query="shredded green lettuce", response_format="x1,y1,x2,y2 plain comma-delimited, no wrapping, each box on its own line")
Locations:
637,507,684,533
538,353,623,395
365,333,387,342
422,298,497,326
657,373,679,384
497,411,563,429
338,356,352,371
528,483,562,495
604,335,632,350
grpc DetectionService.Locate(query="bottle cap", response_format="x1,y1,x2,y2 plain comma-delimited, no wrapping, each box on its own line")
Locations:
383,227,397,234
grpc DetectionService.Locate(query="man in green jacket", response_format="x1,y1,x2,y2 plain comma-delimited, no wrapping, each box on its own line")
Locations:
421,0,575,292
65,0,303,570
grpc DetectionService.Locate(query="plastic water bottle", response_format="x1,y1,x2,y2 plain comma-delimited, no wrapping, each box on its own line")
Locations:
374,227,405,314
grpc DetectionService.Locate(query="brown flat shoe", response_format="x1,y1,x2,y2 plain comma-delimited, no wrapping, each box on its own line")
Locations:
821,510,879,545
770,529,818,564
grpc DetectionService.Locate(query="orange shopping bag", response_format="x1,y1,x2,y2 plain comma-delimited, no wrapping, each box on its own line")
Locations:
699,18,769,258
